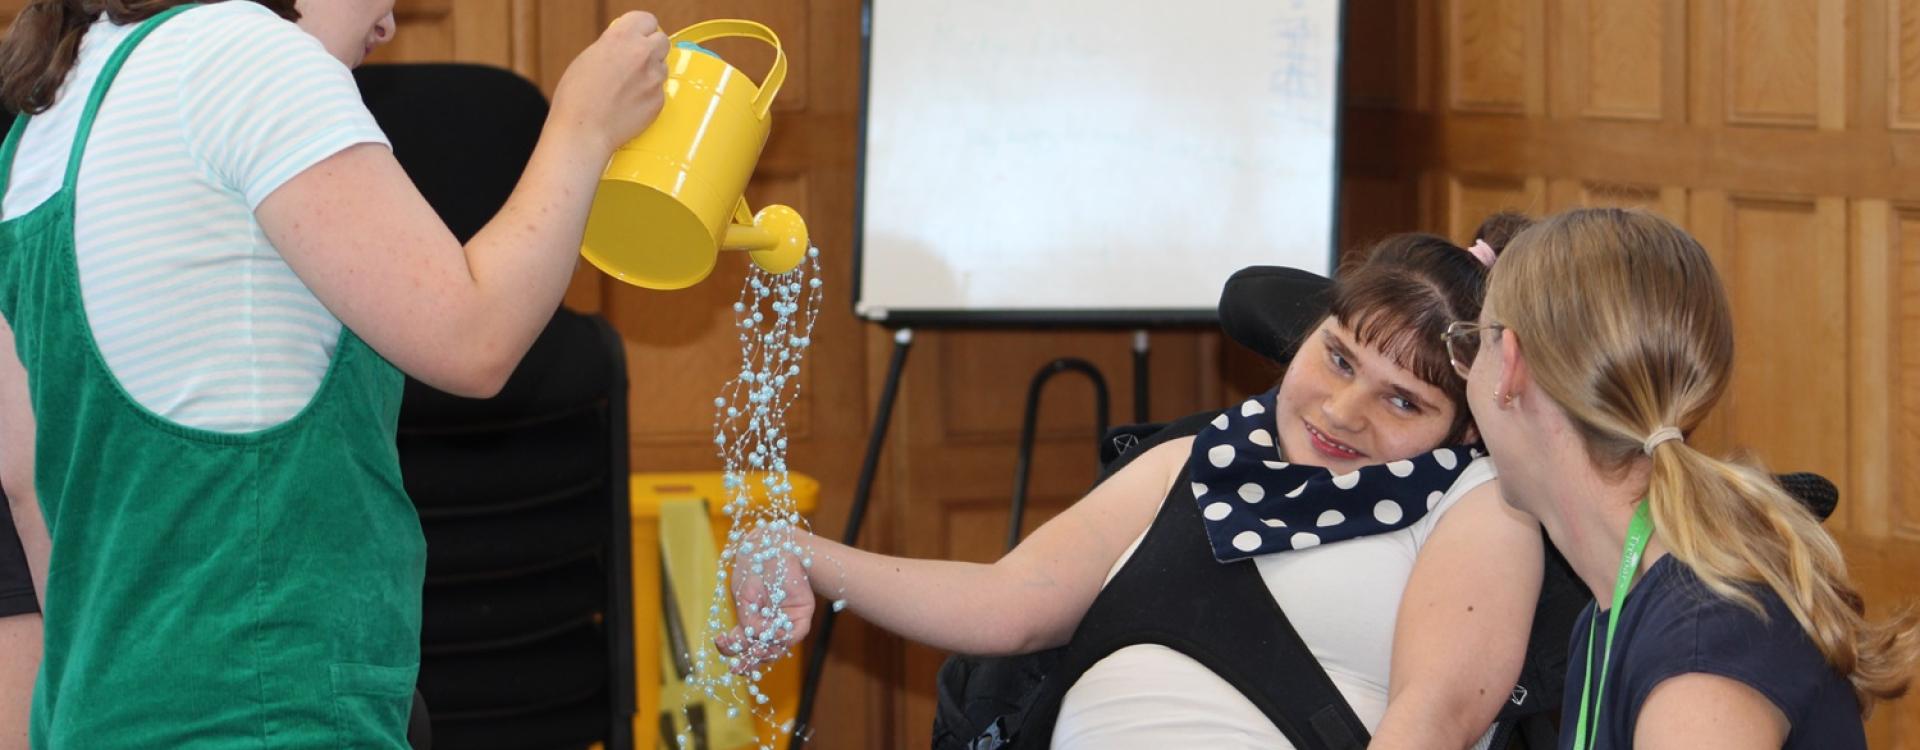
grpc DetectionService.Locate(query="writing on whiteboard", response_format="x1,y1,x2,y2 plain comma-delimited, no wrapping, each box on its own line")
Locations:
1269,0,1324,126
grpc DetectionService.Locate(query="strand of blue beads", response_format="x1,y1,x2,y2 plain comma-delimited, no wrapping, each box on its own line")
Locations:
691,247,827,749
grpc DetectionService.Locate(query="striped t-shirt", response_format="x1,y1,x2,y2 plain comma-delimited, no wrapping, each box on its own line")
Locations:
1,2,390,432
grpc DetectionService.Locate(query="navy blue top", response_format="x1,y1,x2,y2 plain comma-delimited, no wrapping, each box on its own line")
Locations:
1560,555,1863,749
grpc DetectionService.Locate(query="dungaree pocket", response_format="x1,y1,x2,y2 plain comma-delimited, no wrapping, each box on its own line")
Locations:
329,662,419,749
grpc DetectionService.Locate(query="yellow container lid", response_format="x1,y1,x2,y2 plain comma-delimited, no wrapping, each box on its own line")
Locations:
631,471,819,518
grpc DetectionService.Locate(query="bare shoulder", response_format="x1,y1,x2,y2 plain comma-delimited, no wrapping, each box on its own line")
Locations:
1134,436,1195,474
1086,435,1194,504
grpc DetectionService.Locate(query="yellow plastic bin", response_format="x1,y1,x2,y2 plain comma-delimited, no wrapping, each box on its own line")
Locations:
631,472,818,750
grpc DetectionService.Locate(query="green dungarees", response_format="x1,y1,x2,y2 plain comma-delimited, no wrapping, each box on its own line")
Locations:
0,6,425,747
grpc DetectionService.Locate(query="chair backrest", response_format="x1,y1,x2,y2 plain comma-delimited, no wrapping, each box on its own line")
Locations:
0,483,37,619
356,63,636,750
354,63,549,243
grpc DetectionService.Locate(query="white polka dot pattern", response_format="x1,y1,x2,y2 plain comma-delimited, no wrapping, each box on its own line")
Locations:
1189,388,1480,560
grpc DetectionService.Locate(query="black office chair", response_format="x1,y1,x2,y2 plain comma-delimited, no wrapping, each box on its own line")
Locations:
356,63,637,750
400,307,633,750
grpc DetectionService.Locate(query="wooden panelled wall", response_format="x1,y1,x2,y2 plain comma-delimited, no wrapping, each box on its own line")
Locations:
361,1,1920,745
1,0,1911,746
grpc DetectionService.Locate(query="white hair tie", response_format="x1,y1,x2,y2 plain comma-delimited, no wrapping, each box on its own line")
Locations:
1643,426,1684,455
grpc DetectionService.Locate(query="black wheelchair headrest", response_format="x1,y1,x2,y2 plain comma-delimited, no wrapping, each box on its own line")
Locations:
1775,472,1839,521
1218,266,1333,365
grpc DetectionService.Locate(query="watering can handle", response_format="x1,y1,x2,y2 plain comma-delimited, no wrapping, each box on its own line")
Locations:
670,19,787,118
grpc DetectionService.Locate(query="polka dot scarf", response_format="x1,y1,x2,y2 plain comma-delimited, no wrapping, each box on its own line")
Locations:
1191,387,1482,562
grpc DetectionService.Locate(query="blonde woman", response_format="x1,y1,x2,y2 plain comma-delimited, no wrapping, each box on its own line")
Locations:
1449,207,1919,748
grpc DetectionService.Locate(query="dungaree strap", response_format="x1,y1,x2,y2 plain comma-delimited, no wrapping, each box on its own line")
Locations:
63,5,198,192
0,5,195,219
0,116,29,208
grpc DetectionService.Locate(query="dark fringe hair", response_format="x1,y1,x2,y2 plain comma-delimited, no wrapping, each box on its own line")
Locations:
1326,214,1530,442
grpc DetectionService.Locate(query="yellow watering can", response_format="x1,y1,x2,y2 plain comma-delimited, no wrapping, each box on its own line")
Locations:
582,20,809,290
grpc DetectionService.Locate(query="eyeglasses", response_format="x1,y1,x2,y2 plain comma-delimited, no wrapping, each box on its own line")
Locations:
1442,320,1505,378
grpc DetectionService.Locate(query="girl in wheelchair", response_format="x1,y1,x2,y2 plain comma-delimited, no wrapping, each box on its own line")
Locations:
726,215,1543,749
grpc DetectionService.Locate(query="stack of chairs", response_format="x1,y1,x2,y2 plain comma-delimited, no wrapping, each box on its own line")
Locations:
356,63,636,750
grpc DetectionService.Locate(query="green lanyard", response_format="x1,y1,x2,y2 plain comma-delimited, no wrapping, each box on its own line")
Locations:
1571,501,1654,750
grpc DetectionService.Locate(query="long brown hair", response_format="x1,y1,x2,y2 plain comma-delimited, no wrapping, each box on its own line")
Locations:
0,0,298,115
1488,207,1920,711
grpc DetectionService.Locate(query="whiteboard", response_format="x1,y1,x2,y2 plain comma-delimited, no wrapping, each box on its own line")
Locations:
855,0,1344,324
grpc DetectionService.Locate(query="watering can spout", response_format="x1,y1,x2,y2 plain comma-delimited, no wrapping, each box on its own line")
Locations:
734,203,808,276
579,19,810,290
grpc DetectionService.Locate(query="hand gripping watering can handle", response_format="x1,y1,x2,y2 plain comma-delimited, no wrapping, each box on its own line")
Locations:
670,19,788,118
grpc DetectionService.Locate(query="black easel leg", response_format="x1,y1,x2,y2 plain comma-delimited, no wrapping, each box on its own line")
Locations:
1131,329,1150,424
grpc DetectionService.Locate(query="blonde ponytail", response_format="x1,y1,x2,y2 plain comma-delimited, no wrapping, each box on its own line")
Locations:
1646,440,1920,708
1490,207,1920,713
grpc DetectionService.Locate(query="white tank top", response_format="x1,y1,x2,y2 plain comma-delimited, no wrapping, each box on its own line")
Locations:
1052,457,1498,749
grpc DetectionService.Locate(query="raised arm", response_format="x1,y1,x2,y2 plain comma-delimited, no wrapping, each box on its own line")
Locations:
724,438,1190,666
256,12,669,398
1369,481,1545,749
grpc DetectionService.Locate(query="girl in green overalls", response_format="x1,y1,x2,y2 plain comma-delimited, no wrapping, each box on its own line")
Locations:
0,2,669,746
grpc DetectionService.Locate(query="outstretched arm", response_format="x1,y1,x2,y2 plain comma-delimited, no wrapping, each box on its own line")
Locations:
724,438,1190,665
